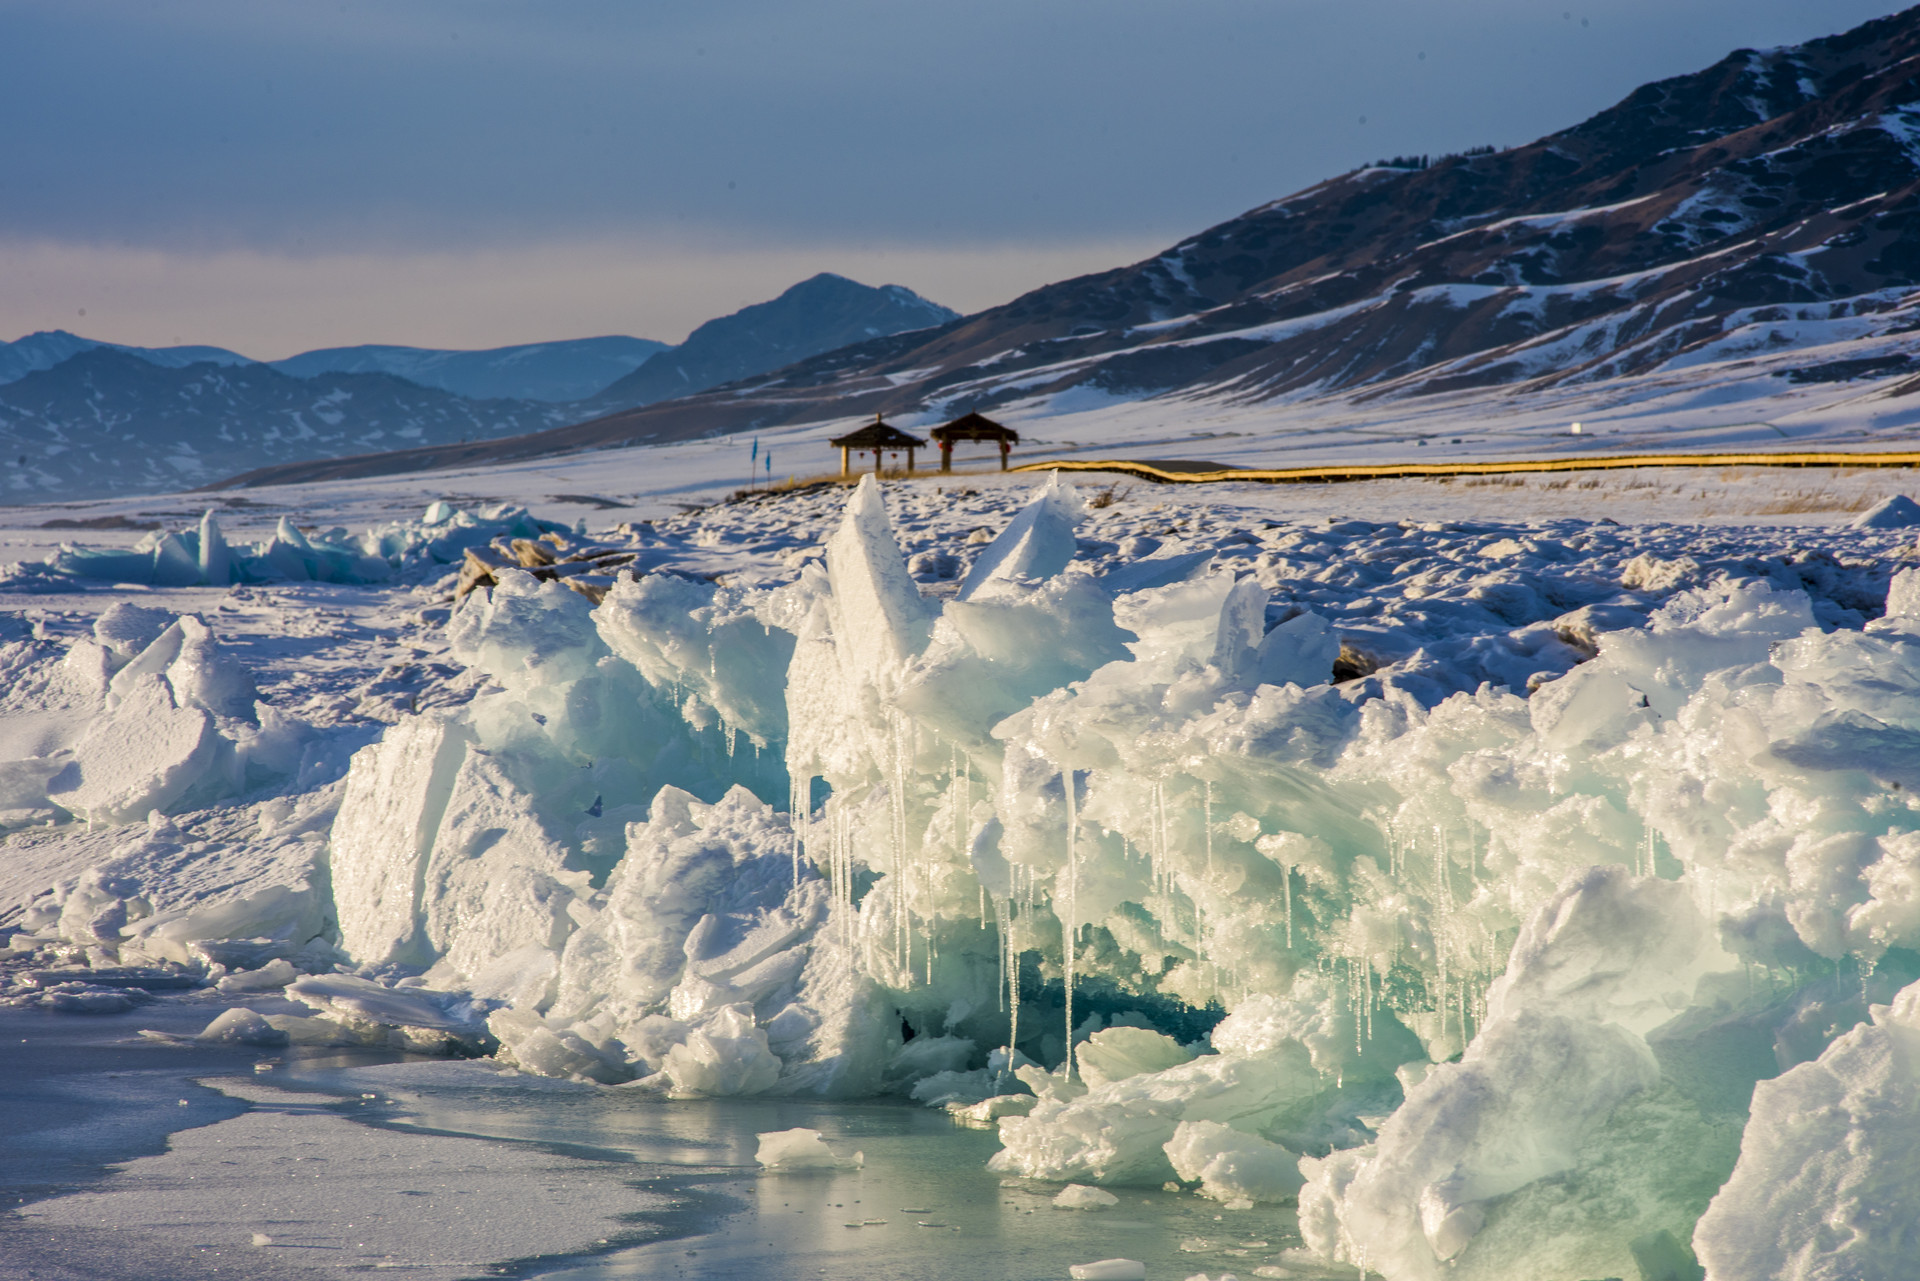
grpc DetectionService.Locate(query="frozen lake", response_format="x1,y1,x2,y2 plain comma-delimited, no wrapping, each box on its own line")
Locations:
7,464,1920,1281
2,1000,1329,1280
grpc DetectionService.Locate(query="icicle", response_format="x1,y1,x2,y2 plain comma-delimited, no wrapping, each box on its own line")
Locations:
788,772,809,887
1062,765,1079,1079
1203,779,1214,879
994,893,1010,1012
1283,859,1293,949
1365,956,1373,1044
1006,873,1024,1067
1350,957,1364,1055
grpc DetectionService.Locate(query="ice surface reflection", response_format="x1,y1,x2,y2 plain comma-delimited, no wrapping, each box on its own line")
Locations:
283,1058,1342,1280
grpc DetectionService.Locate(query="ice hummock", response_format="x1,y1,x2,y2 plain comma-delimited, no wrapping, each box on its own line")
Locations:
265,489,1920,1274
1,500,575,589
13,476,1920,1279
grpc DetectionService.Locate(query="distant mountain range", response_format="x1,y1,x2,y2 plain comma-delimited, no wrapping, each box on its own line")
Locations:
0,274,956,502
0,331,253,384
267,336,670,403
0,350,576,502
0,331,666,404
211,5,1920,488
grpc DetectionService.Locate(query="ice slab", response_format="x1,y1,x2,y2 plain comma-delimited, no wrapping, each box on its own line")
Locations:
1693,977,1920,1281
1053,1183,1121,1209
195,1007,290,1047
958,473,1082,600
1070,1259,1146,1280
45,677,215,823
1164,1121,1304,1204
328,715,471,967
755,1125,859,1169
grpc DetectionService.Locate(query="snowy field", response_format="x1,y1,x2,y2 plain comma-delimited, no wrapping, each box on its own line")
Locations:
5,433,1920,1280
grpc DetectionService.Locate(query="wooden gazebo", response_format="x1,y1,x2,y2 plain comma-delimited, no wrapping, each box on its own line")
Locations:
930,412,1020,472
830,413,927,477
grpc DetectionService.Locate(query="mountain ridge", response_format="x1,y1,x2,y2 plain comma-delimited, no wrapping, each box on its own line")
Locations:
1,274,958,502
0,349,574,502
0,331,252,385
266,336,669,403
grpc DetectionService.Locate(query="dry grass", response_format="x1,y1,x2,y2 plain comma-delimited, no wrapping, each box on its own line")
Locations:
737,462,1014,497
1748,489,1863,515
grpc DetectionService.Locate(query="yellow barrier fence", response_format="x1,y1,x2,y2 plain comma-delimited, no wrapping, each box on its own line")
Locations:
1009,450,1920,486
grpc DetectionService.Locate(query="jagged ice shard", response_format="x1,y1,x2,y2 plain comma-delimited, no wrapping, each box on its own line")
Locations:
30,475,1920,1280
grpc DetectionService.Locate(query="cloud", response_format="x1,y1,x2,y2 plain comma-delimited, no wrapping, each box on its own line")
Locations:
0,235,1168,358
4,0,1903,251
0,0,1904,349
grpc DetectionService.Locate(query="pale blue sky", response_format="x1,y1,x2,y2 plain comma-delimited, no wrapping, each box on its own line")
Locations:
0,0,1903,355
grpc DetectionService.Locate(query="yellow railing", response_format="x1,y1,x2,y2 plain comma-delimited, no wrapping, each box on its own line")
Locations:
1009,450,1920,485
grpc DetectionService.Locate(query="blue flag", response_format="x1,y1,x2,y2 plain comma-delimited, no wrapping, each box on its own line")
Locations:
751,438,759,463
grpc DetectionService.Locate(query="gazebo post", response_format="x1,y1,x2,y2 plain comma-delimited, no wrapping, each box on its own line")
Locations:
999,439,1010,471
828,415,928,483
940,440,952,473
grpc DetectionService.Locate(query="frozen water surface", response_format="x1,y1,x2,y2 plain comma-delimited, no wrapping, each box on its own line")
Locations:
0,1002,1338,1280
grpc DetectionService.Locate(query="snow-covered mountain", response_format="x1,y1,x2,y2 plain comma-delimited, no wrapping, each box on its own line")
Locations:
230,5,1920,488
262,276,952,412
574,273,958,413
267,336,669,403
0,275,958,502
0,331,251,385
0,350,572,502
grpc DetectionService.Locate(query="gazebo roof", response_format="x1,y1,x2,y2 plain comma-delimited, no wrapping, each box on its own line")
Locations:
830,415,926,449
930,412,1019,444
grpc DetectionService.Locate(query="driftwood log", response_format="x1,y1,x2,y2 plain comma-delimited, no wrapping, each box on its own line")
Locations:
455,539,639,605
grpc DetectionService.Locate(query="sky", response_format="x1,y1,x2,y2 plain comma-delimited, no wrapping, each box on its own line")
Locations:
0,0,1907,358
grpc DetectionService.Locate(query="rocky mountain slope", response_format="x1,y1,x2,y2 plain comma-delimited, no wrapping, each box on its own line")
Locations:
217,5,1920,487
